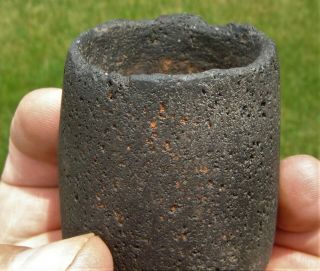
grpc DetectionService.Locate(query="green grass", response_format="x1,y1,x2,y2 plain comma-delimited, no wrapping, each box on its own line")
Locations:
0,0,319,169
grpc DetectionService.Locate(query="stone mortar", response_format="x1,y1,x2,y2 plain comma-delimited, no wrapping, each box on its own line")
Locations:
59,14,280,270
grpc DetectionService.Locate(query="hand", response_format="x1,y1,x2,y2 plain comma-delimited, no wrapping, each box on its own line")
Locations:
0,88,319,270
266,155,320,269
0,89,113,270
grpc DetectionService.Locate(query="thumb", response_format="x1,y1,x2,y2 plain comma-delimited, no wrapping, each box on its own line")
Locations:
0,233,113,271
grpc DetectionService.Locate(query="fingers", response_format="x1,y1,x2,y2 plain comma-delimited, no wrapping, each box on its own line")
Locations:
0,88,62,243
0,182,60,244
275,229,320,256
278,155,320,232
0,233,113,271
267,246,320,270
1,88,61,187
9,88,61,163
2,142,58,187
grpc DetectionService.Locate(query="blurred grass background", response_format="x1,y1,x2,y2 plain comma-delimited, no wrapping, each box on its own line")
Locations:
0,0,319,169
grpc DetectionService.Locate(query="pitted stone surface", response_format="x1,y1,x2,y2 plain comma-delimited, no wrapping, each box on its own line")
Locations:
59,14,280,270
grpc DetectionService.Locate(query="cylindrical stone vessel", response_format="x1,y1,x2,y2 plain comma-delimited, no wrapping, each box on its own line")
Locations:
59,14,280,270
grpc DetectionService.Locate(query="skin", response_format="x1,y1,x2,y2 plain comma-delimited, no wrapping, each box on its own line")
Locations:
0,88,319,270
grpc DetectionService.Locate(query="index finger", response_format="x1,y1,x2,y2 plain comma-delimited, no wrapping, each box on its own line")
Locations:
1,88,61,187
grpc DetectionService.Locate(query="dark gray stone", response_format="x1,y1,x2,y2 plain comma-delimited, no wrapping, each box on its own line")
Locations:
59,14,280,270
